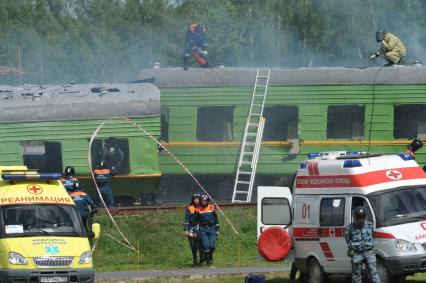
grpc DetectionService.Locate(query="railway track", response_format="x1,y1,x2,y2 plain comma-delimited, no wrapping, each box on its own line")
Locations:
97,202,256,215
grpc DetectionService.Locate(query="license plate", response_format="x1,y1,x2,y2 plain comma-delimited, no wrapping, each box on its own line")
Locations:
40,276,68,283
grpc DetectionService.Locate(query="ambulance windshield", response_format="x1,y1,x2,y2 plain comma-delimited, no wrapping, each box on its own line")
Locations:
0,204,85,237
369,187,426,227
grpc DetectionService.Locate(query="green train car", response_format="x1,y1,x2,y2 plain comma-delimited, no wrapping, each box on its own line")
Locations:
140,67,426,202
0,83,161,206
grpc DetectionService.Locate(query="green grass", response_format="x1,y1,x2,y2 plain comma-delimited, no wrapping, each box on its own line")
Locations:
93,207,281,272
92,208,426,282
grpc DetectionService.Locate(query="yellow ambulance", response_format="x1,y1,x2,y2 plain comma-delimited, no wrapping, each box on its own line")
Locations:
0,166,100,283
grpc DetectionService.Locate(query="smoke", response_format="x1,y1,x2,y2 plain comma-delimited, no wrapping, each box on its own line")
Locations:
0,0,425,85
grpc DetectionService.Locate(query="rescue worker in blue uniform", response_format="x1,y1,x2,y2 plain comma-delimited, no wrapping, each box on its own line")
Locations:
69,181,97,235
184,193,203,266
60,166,78,193
184,23,208,70
345,207,381,283
93,161,117,208
197,194,219,265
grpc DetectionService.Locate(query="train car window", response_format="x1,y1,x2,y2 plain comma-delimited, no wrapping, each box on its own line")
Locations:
327,105,364,139
196,106,234,141
320,197,345,226
161,107,169,142
263,105,298,141
21,141,62,173
91,138,130,174
394,105,426,139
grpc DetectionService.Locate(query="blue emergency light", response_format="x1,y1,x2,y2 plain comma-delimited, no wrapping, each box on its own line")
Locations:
346,151,363,156
308,151,367,159
1,173,62,180
307,152,320,159
299,161,308,169
343,160,362,168
398,153,414,161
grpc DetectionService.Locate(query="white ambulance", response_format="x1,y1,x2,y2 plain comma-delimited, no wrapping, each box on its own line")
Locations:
257,152,426,283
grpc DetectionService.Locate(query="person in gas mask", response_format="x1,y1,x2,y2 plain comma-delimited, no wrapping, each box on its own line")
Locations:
369,30,406,67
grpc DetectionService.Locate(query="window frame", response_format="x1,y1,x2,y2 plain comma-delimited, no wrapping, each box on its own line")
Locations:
261,197,292,226
90,137,130,174
160,107,169,142
393,104,426,139
21,141,63,173
196,106,235,142
326,105,365,139
320,197,346,227
262,105,299,141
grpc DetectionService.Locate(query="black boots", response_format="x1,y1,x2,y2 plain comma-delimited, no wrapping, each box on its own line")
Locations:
198,251,205,265
205,251,213,265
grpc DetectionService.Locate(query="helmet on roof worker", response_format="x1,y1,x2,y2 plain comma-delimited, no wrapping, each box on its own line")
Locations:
376,30,386,42
354,206,367,219
64,166,75,176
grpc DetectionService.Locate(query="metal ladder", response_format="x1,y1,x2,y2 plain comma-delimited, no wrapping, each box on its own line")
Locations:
232,68,270,203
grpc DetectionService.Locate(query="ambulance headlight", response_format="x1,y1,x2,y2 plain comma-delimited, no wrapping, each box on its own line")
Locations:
395,239,417,252
8,252,28,265
78,251,92,264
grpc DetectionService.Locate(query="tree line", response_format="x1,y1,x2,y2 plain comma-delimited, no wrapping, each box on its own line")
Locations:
0,0,425,84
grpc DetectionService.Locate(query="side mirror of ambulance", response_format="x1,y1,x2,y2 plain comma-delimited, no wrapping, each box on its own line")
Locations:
92,223,101,240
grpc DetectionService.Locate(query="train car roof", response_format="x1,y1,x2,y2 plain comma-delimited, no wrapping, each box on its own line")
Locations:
0,83,160,123
139,66,426,87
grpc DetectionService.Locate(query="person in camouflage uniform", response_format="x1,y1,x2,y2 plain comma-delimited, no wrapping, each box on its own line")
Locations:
345,207,381,283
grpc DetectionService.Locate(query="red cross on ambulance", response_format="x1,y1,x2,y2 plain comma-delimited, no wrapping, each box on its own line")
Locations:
385,169,402,180
26,184,43,195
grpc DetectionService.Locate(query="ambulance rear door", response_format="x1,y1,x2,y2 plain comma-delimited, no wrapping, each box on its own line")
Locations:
257,186,293,261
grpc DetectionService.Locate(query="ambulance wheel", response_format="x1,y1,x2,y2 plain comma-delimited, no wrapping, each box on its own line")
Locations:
307,258,327,283
376,259,393,283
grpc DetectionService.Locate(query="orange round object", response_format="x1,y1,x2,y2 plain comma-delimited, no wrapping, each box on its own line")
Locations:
257,227,291,261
